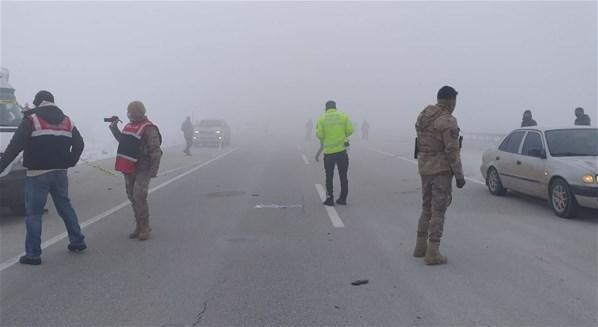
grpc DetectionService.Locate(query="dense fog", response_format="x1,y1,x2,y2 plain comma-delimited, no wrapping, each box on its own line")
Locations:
1,1,596,157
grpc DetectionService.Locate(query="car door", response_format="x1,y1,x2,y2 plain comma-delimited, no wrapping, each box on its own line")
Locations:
496,130,526,190
516,131,549,198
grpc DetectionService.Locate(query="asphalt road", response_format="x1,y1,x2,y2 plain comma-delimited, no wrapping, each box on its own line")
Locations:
1,136,597,327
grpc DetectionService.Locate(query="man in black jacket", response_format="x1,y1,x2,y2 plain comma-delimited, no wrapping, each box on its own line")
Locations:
0,90,86,265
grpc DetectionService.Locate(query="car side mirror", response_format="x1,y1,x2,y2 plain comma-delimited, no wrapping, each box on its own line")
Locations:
529,149,547,159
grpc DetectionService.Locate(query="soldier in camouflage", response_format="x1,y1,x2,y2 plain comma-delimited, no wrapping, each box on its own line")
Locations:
110,101,162,241
413,86,465,265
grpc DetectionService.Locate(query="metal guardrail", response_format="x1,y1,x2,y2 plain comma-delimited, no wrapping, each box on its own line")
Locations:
462,132,505,143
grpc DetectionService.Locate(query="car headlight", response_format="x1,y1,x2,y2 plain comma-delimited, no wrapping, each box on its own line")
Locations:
216,130,221,134
194,131,199,134
582,175,595,184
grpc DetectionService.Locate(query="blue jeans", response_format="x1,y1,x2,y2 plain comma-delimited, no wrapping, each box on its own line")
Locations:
25,170,85,257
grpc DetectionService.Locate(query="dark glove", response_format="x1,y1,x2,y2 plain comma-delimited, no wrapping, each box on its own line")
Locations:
456,178,466,189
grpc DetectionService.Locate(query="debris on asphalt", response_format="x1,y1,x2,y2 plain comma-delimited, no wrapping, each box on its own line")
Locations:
351,279,369,286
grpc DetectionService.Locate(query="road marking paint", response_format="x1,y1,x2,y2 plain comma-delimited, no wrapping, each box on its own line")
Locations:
366,146,485,185
0,148,239,273
315,184,345,228
254,204,303,209
302,154,310,165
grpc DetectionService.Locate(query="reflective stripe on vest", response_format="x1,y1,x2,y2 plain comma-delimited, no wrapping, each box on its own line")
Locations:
28,114,73,138
115,120,155,174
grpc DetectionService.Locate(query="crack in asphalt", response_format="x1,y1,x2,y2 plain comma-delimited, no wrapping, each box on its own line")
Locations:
192,300,209,327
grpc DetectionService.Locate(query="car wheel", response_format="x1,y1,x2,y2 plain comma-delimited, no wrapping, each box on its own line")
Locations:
9,202,26,216
549,178,578,218
487,167,507,196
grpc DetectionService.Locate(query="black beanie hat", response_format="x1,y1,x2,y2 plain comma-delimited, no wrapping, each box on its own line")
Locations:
437,86,458,100
325,100,336,109
33,90,54,106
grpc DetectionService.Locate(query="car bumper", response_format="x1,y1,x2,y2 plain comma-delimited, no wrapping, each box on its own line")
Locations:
571,185,598,209
194,135,223,144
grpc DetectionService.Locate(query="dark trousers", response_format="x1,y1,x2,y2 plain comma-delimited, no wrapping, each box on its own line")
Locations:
184,137,193,153
323,150,349,200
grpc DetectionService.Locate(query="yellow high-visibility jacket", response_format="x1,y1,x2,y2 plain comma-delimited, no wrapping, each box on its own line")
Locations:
316,109,353,154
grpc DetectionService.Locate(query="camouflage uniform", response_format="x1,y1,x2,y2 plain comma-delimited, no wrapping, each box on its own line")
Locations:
111,124,162,240
413,100,464,265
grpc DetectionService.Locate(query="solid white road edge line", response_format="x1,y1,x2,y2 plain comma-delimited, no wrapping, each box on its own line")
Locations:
315,184,345,228
0,148,239,273
366,146,485,185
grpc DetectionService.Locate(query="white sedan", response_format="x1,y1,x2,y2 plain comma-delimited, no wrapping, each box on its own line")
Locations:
481,127,598,218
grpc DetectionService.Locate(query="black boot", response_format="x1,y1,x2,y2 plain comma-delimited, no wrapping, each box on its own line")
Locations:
323,196,335,206
19,255,42,265
68,242,87,252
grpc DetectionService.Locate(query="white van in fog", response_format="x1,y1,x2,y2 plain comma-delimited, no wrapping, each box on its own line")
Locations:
0,68,27,215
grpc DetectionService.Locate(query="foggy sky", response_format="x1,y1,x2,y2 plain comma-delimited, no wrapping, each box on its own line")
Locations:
1,1,596,145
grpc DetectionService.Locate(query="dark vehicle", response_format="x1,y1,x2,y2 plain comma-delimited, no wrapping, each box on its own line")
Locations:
0,68,26,215
193,119,231,147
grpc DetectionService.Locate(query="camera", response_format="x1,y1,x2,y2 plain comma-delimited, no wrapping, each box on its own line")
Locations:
104,116,119,123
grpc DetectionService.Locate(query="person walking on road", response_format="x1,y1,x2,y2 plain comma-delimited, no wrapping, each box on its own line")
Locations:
361,120,370,141
316,100,353,206
521,110,537,127
574,107,591,126
413,86,465,265
110,101,163,241
305,119,314,142
181,116,194,156
0,90,86,265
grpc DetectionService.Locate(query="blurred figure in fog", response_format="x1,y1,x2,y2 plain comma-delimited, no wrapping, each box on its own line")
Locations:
521,110,537,127
110,101,162,241
574,107,591,126
361,120,370,141
181,116,194,155
305,119,313,142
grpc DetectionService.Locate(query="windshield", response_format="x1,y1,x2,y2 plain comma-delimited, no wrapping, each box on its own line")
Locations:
0,101,23,127
197,120,225,128
545,129,598,157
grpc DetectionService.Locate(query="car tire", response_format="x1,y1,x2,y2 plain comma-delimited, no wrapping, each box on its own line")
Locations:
487,167,507,196
9,202,26,216
549,178,578,218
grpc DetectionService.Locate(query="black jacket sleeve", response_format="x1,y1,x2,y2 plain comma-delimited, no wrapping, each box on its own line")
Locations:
110,125,122,142
0,119,32,173
69,127,84,167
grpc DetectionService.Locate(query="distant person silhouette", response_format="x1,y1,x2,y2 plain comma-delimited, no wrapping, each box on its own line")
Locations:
521,110,537,127
574,107,591,126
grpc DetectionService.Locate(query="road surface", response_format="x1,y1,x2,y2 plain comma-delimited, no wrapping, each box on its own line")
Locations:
1,136,596,326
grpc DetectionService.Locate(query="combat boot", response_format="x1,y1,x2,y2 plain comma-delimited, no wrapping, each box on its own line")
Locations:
128,225,140,239
412,232,427,257
138,220,152,241
424,240,447,265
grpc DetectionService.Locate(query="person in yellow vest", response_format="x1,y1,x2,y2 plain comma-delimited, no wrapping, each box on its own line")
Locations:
110,101,162,240
316,100,353,206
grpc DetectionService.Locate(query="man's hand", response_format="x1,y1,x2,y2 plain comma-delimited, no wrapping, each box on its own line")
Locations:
456,177,466,189
110,120,119,129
